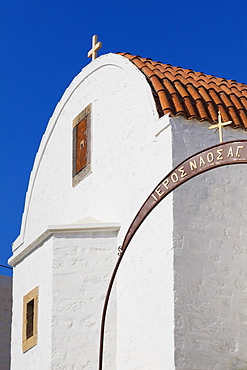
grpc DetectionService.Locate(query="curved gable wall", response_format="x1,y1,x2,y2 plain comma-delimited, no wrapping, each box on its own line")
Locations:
12,53,170,256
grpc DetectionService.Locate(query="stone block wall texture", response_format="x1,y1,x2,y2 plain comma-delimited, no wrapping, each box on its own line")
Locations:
172,116,247,369
0,275,12,370
51,229,118,370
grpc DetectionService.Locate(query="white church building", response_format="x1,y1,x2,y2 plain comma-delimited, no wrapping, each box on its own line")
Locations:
8,46,247,369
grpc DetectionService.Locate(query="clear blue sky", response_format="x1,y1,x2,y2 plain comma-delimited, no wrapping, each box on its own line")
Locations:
1,0,247,276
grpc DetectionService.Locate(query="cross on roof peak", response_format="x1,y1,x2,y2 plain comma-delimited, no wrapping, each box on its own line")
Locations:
87,35,102,61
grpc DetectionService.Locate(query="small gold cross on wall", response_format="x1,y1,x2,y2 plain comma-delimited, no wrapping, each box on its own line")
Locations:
208,111,232,143
88,35,102,61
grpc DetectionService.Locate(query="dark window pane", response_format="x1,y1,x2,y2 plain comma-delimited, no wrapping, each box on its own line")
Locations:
26,299,34,339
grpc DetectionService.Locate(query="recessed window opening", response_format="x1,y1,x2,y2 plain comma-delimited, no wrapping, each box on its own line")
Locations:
26,299,34,339
72,104,92,187
22,286,38,352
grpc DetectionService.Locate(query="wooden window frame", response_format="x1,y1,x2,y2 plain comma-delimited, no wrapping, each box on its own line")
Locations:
22,286,39,352
72,104,92,187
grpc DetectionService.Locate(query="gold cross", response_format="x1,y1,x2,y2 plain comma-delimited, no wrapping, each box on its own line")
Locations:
208,111,232,143
87,35,102,61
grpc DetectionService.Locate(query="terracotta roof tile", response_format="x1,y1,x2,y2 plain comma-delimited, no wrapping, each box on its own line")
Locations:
118,52,247,130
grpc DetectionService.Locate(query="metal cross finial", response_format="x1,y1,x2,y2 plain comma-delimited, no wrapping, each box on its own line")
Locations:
208,111,232,143
87,35,102,61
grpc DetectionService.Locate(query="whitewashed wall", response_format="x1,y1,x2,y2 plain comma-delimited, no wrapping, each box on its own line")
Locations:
0,275,12,370
10,54,175,369
172,116,247,369
51,225,119,370
11,237,53,370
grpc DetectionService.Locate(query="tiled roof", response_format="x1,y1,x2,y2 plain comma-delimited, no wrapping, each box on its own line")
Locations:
118,52,247,129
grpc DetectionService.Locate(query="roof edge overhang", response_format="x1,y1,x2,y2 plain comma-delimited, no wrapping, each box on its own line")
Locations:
118,52,247,130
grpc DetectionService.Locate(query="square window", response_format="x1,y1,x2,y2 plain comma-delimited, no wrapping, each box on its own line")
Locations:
22,286,39,352
72,104,92,186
